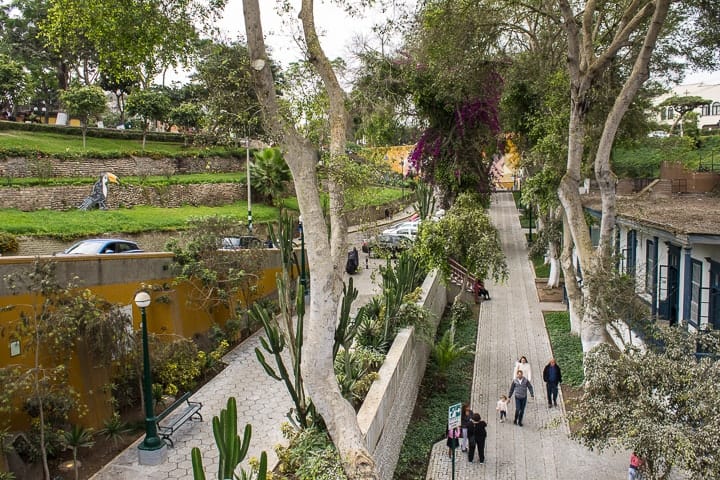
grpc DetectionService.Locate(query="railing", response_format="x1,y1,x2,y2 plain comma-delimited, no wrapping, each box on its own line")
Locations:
448,258,481,302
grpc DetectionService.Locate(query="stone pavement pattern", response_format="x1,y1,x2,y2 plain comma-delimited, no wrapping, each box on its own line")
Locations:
425,192,629,480
91,333,294,479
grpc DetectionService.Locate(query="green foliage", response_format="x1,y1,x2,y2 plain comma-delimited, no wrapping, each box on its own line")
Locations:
543,312,583,387
97,412,132,449
413,180,436,220
191,396,268,480
126,89,172,148
334,347,384,409
169,102,204,138
414,192,508,283
432,320,473,381
251,147,292,205
59,84,107,148
570,327,720,480
275,424,346,480
449,300,472,325
0,53,27,110
0,232,19,253
612,135,720,178
531,253,551,279
63,424,94,480
151,336,202,396
166,215,261,320
394,305,476,479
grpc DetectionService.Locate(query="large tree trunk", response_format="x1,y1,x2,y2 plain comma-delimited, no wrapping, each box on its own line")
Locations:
242,2,378,478
557,0,671,353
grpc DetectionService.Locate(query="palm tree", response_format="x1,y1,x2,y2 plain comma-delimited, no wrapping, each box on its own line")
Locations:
250,147,292,205
63,424,94,480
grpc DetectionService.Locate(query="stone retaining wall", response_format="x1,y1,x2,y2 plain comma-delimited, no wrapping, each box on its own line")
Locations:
0,155,244,178
357,269,447,478
0,182,246,211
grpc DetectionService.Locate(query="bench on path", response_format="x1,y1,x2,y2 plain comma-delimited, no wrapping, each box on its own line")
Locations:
156,392,203,447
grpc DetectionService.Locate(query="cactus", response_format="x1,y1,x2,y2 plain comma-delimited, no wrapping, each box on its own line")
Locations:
414,180,436,220
333,277,359,359
253,211,318,429
190,397,267,480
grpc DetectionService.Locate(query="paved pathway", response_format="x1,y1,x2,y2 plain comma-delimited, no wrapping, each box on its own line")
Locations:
91,206,414,480
425,192,629,480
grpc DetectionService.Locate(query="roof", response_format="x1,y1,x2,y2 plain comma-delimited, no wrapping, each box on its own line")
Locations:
582,193,720,236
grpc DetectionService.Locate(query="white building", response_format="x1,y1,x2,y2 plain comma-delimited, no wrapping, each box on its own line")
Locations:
655,82,720,132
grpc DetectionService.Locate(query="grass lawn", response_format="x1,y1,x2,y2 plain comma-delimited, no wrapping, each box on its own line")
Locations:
0,129,240,157
1,202,283,238
2,172,246,187
544,311,583,387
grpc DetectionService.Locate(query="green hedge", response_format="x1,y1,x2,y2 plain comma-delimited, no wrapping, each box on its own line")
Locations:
394,304,476,480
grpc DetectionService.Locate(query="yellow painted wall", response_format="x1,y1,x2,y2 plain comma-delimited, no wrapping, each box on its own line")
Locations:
0,253,289,430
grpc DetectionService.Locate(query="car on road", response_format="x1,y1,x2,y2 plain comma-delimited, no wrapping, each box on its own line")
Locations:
220,236,263,250
62,238,142,255
367,233,413,257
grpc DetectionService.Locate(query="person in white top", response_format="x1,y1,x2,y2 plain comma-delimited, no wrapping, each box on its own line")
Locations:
513,356,532,383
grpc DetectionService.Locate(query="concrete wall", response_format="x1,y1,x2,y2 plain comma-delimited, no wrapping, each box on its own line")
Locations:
356,269,447,478
660,161,720,193
0,250,286,430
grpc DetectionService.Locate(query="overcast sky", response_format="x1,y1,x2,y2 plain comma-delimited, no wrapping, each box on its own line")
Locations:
213,1,720,86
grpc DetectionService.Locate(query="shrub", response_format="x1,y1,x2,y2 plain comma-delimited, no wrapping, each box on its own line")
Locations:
275,424,346,480
0,232,18,254
544,311,584,386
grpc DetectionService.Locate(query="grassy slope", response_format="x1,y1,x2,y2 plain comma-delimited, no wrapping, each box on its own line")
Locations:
613,135,720,178
0,129,203,155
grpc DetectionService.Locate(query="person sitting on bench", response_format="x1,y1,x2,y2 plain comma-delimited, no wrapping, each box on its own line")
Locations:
474,279,490,302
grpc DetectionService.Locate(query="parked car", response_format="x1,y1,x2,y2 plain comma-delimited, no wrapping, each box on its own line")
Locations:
220,236,263,250
368,233,413,258
62,238,142,255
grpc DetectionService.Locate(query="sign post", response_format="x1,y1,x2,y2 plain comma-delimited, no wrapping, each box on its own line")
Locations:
448,403,462,480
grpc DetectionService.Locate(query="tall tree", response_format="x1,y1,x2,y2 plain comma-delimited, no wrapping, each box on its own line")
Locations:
59,83,106,148
556,0,672,350
242,0,379,477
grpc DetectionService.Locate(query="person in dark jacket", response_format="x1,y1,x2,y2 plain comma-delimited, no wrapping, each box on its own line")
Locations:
508,370,534,426
542,358,563,408
467,413,487,463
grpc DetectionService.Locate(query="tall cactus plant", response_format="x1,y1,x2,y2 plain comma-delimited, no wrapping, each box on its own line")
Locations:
190,396,267,480
414,180,436,220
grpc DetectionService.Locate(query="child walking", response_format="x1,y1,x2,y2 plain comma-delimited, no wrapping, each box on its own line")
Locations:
496,395,509,423
446,424,461,458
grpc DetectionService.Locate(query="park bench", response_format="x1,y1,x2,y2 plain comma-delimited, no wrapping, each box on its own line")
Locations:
156,392,203,447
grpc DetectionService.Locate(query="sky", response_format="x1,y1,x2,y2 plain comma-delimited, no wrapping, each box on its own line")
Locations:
212,1,720,86
216,1,408,68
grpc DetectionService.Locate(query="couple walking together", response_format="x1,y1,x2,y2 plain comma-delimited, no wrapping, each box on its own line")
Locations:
507,356,563,426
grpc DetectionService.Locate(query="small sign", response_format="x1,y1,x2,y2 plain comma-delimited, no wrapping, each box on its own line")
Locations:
448,402,462,430
10,340,20,357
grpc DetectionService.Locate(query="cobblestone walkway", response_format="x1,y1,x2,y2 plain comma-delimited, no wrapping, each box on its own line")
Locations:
425,192,629,480
91,332,293,479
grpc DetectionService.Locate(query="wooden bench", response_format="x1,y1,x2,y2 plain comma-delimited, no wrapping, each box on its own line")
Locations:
156,392,203,447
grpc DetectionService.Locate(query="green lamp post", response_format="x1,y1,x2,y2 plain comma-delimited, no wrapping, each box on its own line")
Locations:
134,291,167,465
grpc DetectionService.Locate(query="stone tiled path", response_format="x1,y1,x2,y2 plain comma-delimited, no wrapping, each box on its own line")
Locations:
425,192,629,480
91,332,293,479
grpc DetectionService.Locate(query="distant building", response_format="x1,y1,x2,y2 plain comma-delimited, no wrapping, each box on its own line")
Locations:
655,82,720,132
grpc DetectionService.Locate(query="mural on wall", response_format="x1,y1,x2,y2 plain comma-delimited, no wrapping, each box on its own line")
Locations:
78,172,120,210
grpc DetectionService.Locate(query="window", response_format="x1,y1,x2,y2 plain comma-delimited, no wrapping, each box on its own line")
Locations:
645,239,657,294
701,104,711,117
690,260,702,328
713,102,720,116
667,107,675,119
626,230,637,276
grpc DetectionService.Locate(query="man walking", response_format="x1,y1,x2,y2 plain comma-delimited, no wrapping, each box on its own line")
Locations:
508,369,534,426
542,358,562,408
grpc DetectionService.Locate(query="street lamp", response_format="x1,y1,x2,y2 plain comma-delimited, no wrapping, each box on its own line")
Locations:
221,109,258,233
400,160,405,199
134,291,167,465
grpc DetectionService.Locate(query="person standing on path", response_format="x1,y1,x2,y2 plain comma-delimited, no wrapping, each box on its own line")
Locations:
628,452,643,480
460,404,473,452
496,395,509,423
513,355,532,383
508,370,534,426
467,413,487,463
542,358,562,407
